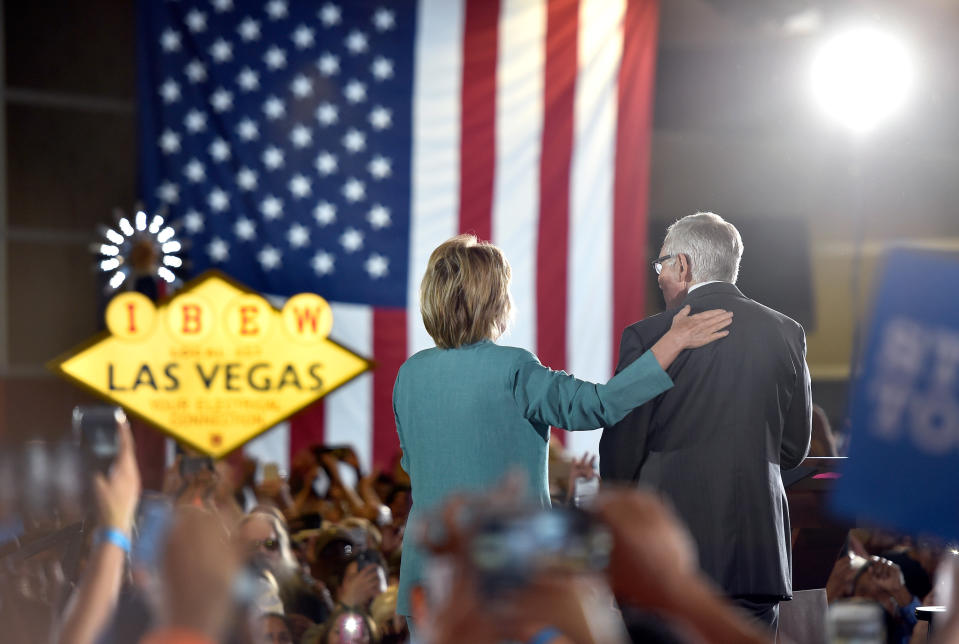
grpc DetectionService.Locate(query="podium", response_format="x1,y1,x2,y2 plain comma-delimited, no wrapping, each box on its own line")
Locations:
785,456,851,590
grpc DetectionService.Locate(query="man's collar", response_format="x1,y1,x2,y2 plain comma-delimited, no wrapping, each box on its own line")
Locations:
682,281,744,303
687,280,724,294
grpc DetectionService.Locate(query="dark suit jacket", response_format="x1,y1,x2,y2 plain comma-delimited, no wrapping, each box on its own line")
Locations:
600,282,812,599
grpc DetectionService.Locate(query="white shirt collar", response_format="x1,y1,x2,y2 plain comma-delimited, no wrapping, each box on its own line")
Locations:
687,280,725,294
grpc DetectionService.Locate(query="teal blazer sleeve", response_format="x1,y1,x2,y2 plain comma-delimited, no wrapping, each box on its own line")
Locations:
510,350,673,430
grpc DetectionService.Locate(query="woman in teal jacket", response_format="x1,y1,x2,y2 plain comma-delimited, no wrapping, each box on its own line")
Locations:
392,234,732,619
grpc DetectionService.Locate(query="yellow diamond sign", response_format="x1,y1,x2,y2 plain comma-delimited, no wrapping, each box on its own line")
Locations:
49,271,372,458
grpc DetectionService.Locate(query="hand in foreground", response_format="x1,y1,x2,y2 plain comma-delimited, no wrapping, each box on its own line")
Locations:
93,420,141,533
825,555,857,602
591,488,697,610
669,306,733,348
338,561,385,608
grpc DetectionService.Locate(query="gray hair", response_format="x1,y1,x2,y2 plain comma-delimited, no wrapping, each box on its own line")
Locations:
662,212,744,284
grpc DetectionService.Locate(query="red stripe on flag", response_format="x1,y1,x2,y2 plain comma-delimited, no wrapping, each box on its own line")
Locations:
458,0,500,241
289,400,325,460
372,309,407,470
613,0,659,362
538,0,579,446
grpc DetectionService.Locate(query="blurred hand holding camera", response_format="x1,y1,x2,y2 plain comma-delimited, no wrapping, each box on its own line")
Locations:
92,419,140,534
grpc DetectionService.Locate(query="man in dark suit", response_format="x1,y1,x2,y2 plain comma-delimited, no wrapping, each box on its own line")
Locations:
600,212,812,633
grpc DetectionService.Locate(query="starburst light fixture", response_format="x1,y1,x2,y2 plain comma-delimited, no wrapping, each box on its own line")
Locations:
95,209,184,290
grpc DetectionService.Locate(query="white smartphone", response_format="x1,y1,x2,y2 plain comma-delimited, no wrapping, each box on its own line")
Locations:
572,476,599,508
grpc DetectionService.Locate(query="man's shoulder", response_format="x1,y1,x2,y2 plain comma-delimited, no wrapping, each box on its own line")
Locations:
739,297,806,337
624,309,675,335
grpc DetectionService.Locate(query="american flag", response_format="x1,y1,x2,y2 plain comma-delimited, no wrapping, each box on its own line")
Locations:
138,0,658,472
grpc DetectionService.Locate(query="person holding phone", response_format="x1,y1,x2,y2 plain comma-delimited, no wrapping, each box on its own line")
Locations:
392,234,733,622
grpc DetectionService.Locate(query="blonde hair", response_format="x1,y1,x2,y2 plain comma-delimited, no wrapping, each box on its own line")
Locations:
420,234,512,349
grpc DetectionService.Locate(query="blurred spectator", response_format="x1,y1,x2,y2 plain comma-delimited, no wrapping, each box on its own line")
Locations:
58,419,141,644
253,612,294,644
237,510,333,624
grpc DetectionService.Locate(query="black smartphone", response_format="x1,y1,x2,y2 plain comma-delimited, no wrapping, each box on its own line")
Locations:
72,405,126,475
180,455,215,477
468,506,612,597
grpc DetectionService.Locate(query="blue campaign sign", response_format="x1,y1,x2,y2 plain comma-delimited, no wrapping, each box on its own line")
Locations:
832,248,959,540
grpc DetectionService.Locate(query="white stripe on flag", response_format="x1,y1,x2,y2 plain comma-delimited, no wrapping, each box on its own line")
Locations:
408,0,466,355
326,302,374,472
565,0,625,460
245,421,291,478
491,0,546,354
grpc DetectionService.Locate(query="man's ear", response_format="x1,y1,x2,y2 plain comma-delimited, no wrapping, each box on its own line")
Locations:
678,253,691,283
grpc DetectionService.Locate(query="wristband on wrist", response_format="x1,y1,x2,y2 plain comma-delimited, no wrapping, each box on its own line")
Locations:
99,527,132,554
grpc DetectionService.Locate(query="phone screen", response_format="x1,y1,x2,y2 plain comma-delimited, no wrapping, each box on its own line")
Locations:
72,405,125,474
132,494,173,572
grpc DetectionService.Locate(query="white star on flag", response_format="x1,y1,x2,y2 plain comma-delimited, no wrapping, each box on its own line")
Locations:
368,106,391,130
260,195,284,219
319,3,341,27
262,146,285,170
210,88,233,112
185,60,207,83
265,0,288,20
288,174,311,198
208,188,230,212
159,129,181,154
372,8,395,31
264,46,286,70
339,227,363,252
317,53,339,76
207,237,230,262
212,0,233,12
288,223,310,247
184,158,206,183
367,155,391,179
237,118,259,141
258,245,282,270
184,110,207,133
263,96,286,120
209,138,231,162
371,57,393,81
290,75,313,98
364,253,389,278
157,181,179,203
315,151,338,175
237,167,258,191
342,178,365,202
311,250,335,275
160,79,180,103
342,129,366,153
238,17,261,41
345,31,369,54
209,39,233,63
185,9,207,33
160,29,181,52
290,125,312,148
344,80,366,104
183,210,204,234
316,102,338,126
235,217,256,240
314,201,336,226
366,205,391,229
237,67,260,91
292,25,315,49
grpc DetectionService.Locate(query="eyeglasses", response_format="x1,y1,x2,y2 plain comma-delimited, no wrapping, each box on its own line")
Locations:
249,538,280,552
651,254,675,275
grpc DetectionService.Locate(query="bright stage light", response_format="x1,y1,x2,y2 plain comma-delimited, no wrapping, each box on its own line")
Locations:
811,26,913,134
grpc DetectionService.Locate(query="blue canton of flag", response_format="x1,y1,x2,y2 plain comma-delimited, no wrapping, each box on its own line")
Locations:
138,0,414,306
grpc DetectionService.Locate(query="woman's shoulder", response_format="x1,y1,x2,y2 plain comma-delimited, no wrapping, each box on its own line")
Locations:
398,342,538,372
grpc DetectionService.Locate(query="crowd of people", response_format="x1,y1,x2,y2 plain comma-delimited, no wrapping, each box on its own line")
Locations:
1,416,957,644
3,218,959,643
